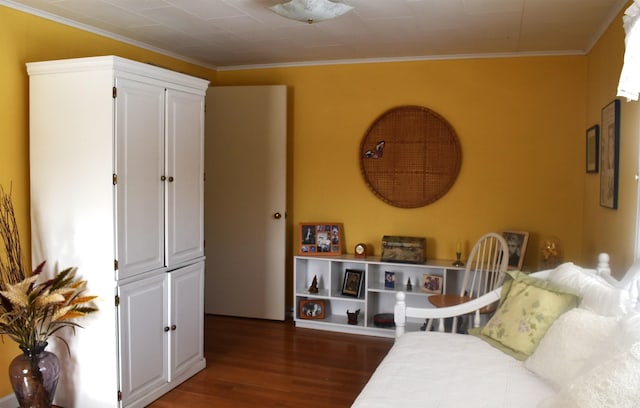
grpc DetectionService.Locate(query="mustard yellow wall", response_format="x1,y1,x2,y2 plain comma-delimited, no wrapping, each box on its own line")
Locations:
217,57,588,271
0,0,635,398
584,4,640,277
0,5,216,396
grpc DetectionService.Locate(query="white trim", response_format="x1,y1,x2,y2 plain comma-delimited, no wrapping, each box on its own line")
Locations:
215,50,585,72
0,393,17,408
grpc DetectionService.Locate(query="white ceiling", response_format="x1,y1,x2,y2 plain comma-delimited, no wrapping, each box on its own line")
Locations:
2,0,629,70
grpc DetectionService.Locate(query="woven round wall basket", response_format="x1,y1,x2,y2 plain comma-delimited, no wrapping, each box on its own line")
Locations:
359,105,462,208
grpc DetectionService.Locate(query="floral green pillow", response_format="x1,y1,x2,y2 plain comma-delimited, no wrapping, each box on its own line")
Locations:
478,272,579,359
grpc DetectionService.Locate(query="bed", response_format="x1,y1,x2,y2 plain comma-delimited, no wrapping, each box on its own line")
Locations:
352,253,640,408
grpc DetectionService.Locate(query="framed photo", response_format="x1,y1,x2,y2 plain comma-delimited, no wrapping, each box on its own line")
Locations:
600,99,620,209
342,269,364,297
586,125,599,173
421,274,442,294
384,271,395,289
298,299,326,320
299,223,343,256
502,231,529,271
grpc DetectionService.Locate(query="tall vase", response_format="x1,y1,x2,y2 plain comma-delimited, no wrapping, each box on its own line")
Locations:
9,342,60,408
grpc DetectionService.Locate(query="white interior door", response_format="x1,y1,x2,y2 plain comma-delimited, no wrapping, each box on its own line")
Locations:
204,85,287,320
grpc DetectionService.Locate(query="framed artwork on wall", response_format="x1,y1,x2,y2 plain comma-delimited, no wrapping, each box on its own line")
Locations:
600,99,620,209
298,223,343,256
586,125,599,173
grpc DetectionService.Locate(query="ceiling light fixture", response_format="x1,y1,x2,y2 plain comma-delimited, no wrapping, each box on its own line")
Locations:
269,0,354,24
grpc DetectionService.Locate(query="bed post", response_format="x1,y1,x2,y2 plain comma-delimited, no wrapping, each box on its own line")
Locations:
597,252,611,277
395,292,406,338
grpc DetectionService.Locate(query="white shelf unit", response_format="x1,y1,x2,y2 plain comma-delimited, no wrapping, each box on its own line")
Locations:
294,255,465,338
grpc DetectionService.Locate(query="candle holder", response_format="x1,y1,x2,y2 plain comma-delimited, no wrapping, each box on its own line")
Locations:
452,252,464,267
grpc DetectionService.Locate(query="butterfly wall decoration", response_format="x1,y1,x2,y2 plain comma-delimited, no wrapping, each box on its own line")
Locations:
363,140,385,158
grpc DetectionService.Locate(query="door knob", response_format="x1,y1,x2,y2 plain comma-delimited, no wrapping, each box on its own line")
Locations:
168,176,174,182
171,325,177,331
164,326,170,332
273,212,282,219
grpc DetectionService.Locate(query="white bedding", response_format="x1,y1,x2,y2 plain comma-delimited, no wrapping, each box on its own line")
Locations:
351,331,554,408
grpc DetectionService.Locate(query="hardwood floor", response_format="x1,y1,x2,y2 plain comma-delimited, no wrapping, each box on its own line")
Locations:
148,315,394,408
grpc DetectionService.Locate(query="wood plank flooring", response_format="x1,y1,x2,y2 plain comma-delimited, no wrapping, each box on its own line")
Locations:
148,315,394,408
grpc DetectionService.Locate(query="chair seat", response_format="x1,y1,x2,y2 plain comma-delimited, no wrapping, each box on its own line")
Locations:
428,294,497,314
428,294,472,308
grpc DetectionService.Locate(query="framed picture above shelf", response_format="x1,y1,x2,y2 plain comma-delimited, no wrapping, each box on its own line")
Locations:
298,223,343,256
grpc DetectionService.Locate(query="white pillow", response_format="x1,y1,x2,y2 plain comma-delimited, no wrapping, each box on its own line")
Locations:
599,310,640,356
548,262,628,316
525,308,618,389
576,310,640,376
537,342,640,408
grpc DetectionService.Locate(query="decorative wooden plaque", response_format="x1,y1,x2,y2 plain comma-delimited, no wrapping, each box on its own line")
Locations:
360,105,462,208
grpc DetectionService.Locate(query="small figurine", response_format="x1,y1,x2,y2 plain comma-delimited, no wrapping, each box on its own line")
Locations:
308,275,319,293
347,309,360,325
406,277,413,291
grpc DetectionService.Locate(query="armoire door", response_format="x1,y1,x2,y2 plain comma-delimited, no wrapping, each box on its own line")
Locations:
118,273,168,406
204,85,287,320
170,262,205,380
165,89,205,266
115,78,165,280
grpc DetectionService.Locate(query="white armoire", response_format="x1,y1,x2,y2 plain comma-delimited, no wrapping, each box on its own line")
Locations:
27,56,209,408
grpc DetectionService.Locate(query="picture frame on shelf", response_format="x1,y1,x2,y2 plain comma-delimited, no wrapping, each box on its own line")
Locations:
586,125,599,173
299,223,343,256
384,271,396,289
502,231,529,271
342,269,364,297
298,299,326,320
600,99,620,209
421,274,442,294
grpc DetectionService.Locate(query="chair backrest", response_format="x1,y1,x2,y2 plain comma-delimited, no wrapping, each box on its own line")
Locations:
459,233,509,299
